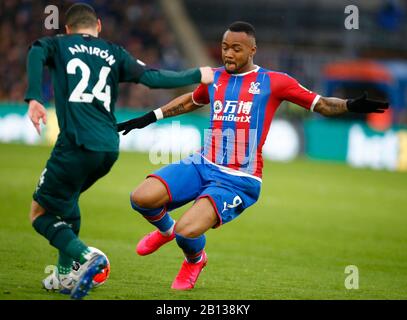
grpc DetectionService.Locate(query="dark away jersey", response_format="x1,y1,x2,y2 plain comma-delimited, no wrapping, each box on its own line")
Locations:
25,34,147,152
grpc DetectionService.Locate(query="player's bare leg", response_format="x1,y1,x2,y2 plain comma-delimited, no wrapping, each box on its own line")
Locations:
171,197,218,290
175,197,218,238
29,200,45,223
131,177,170,209
131,177,176,255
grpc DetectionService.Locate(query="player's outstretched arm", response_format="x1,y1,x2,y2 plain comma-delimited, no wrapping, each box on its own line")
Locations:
138,67,214,89
161,92,202,118
118,92,200,135
119,47,213,87
314,93,389,116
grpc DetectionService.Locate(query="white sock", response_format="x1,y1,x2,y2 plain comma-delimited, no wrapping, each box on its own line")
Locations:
160,220,175,237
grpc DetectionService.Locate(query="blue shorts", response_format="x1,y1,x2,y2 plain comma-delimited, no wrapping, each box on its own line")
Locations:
148,153,261,228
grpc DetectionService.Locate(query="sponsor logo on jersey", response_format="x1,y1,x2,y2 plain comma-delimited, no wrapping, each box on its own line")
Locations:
212,100,253,123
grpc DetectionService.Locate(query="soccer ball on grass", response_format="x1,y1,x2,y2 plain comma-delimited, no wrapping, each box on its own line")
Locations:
72,246,110,288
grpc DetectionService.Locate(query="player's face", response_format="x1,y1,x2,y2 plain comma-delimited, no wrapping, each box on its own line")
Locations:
222,31,256,74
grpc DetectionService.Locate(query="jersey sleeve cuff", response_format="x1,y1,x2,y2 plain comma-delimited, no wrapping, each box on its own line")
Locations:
153,108,164,120
191,92,206,106
310,95,321,112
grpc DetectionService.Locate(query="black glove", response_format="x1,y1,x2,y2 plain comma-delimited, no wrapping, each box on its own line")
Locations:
346,92,389,113
117,111,157,135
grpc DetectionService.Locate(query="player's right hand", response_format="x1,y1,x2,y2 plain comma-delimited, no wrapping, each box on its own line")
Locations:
199,67,214,85
28,100,47,135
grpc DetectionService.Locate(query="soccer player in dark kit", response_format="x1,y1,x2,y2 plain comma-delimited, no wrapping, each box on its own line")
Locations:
118,21,388,291
25,3,213,299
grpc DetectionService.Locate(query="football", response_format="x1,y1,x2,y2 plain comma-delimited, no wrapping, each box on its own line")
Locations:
72,247,110,288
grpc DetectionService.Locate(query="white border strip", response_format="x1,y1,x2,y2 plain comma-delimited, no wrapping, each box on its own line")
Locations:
199,153,263,183
153,108,164,120
191,92,206,106
232,65,260,77
310,95,321,112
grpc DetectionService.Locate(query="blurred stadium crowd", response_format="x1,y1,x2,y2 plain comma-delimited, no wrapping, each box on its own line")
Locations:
1,0,406,171
186,0,407,91
1,0,406,120
0,0,184,108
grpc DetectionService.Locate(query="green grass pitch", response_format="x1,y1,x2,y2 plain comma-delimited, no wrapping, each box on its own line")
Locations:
0,143,406,300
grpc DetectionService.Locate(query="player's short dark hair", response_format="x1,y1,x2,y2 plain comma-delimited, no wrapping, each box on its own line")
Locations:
65,3,98,29
228,21,256,38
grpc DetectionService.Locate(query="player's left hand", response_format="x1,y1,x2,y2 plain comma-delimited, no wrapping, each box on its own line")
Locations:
346,92,389,113
117,111,157,135
28,100,47,135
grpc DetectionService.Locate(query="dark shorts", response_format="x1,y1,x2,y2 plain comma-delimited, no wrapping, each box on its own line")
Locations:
33,135,118,218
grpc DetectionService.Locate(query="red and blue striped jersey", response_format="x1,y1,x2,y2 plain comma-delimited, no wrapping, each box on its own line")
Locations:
192,66,320,181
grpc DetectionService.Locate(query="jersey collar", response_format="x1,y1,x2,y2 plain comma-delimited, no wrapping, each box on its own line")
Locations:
230,65,260,77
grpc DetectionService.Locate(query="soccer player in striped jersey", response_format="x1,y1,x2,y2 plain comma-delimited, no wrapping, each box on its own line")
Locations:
118,21,388,290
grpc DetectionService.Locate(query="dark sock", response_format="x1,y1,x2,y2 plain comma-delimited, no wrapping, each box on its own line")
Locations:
58,254,73,275
58,213,82,273
65,239,90,264
175,233,206,263
130,197,174,233
32,213,89,263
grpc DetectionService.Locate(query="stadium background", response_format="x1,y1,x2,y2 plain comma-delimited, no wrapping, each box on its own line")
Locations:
0,0,406,300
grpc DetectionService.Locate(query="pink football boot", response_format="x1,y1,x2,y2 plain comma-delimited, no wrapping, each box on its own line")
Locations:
136,230,175,256
171,251,208,290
